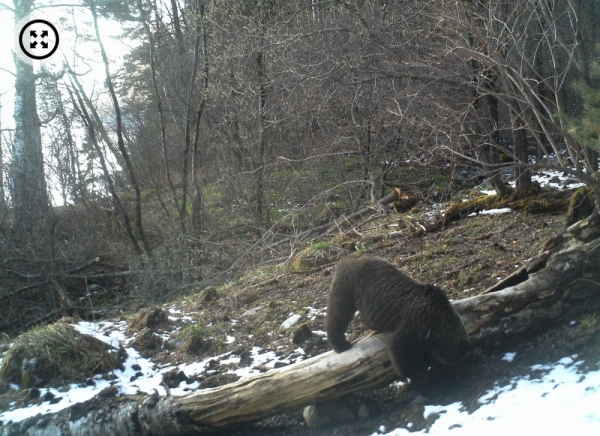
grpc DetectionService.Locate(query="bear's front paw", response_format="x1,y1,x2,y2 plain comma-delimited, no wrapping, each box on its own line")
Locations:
331,339,353,353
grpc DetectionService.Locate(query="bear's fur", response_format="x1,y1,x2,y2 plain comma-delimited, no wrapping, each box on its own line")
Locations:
326,257,469,383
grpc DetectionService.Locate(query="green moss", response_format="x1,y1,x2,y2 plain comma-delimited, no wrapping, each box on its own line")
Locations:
312,241,331,251
445,195,505,219
581,312,598,327
566,186,595,226
253,327,268,337
181,324,204,337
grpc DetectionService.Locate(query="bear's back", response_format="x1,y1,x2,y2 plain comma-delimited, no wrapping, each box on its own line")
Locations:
337,257,431,332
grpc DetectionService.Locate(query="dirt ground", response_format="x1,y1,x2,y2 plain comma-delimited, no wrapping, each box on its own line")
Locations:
190,209,600,436
4,205,599,434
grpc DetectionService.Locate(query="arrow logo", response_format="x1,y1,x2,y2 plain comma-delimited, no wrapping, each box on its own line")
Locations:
19,19,60,60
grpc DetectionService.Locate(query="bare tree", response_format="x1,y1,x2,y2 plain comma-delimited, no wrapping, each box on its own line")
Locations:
443,0,599,190
87,0,151,256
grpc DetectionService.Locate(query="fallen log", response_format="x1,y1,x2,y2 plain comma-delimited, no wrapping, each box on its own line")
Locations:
5,210,600,436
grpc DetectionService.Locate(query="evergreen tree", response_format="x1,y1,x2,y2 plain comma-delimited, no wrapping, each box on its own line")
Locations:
570,57,600,153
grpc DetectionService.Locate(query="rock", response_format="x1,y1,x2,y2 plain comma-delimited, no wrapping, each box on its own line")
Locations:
42,391,55,402
242,306,264,317
253,364,270,373
280,314,302,332
87,284,103,293
303,396,368,429
165,338,183,350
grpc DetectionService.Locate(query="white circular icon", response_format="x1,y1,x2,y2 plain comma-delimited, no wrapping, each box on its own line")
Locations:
19,19,59,60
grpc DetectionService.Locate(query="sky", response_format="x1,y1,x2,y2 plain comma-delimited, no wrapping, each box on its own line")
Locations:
0,6,16,127
0,2,134,120
0,2,135,204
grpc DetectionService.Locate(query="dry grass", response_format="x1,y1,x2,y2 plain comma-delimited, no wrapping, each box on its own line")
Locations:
0,320,125,388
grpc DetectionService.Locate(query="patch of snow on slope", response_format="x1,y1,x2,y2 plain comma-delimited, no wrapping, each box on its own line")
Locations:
374,355,600,436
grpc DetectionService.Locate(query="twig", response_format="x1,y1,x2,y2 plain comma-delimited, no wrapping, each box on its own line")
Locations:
67,257,101,274
67,270,146,279
1,281,50,300
246,263,335,291
267,189,402,250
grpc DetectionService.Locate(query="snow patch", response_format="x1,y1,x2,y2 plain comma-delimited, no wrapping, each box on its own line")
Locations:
468,208,512,217
502,352,516,362
375,355,600,435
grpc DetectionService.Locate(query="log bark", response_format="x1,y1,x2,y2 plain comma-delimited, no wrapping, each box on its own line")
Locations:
5,211,600,436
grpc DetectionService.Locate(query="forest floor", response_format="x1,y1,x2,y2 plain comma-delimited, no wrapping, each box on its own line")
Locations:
2,182,600,434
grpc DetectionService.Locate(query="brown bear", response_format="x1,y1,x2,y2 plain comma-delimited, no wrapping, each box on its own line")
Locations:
326,257,469,384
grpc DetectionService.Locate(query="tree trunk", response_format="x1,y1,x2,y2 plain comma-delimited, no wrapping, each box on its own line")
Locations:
465,9,509,198
512,115,532,196
12,1,50,238
8,205,600,436
191,0,209,238
179,26,202,235
255,0,272,232
255,41,268,231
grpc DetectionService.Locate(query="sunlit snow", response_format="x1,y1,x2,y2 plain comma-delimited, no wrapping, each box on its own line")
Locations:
374,355,600,436
0,314,308,424
468,208,512,217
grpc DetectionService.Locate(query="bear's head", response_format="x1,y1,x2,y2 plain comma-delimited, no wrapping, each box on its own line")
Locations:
427,287,470,365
